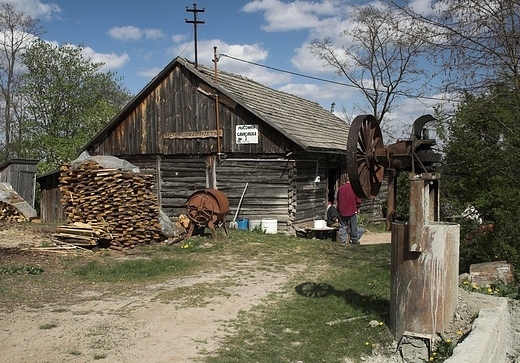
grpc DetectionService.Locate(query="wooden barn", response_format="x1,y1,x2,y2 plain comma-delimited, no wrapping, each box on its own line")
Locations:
42,57,351,233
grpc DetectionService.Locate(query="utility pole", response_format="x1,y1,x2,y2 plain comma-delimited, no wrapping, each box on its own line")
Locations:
185,3,205,68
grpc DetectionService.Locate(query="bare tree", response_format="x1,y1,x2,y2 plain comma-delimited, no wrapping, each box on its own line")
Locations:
310,5,430,130
0,3,44,160
394,0,520,101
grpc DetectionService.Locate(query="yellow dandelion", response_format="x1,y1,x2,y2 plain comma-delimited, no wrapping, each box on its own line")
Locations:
457,330,463,335
365,341,370,346
463,280,469,285
433,352,437,356
446,339,451,343
487,288,492,293
472,284,478,289
429,357,434,361
379,321,384,326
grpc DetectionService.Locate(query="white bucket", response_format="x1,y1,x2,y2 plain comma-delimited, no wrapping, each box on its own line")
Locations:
249,219,262,231
261,219,277,234
314,219,326,229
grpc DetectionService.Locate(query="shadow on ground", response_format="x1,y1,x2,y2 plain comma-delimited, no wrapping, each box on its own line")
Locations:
295,281,389,321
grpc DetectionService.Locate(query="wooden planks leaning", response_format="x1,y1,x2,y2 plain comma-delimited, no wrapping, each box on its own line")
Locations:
58,160,163,250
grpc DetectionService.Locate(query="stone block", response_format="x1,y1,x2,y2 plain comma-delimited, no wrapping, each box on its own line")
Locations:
469,261,515,286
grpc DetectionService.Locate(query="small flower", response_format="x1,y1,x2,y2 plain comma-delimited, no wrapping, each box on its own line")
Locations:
365,341,370,346
487,288,492,293
446,339,451,343
463,280,469,285
457,330,463,335
429,357,434,361
433,352,437,356
379,321,384,326
472,284,478,289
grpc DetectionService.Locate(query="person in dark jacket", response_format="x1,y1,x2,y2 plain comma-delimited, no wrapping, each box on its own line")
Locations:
336,175,363,244
326,202,339,227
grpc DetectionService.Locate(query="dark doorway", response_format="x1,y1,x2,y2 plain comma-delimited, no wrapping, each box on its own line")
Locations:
327,168,337,203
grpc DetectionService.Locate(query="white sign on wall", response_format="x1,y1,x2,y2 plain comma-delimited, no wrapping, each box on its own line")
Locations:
236,124,258,144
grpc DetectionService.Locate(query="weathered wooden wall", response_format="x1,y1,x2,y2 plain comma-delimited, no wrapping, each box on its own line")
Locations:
293,156,328,224
88,66,289,158
37,171,64,223
127,155,207,217
216,159,290,226
0,159,38,207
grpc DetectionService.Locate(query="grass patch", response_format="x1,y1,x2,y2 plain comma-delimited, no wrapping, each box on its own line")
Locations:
39,322,58,330
68,349,82,356
0,264,44,275
200,239,394,363
154,282,234,306
72,257,194,283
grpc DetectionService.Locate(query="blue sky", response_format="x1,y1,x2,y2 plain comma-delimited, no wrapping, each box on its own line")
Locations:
9,0,447,139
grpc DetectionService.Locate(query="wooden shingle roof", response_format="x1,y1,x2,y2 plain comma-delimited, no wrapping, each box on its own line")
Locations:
180,58,349,153
83,57,349,154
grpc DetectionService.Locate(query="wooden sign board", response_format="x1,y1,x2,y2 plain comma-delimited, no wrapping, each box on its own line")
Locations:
164,130,222,139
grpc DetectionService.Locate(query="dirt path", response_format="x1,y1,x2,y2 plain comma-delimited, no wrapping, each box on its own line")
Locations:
1,224,518,362
0,224,389,363
1,265,303,362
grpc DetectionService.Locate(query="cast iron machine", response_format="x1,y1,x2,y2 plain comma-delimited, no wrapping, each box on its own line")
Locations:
346,114,460,351
185,189,230,240
346,114,442,230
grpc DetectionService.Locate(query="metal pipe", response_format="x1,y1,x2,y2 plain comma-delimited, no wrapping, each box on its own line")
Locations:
213,47,221,160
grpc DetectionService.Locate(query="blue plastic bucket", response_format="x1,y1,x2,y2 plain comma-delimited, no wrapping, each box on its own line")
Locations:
237,218,249,230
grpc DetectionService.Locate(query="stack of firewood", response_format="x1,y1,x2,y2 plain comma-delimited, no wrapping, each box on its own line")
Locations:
59,160,163,250
0,201,27,222
53,221,113,247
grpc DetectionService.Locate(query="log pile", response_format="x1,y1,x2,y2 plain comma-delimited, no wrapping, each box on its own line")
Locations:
0,201,28,222
58,160,163,250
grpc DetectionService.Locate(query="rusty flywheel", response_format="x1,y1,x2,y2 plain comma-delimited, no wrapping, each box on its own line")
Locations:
346,115,385,200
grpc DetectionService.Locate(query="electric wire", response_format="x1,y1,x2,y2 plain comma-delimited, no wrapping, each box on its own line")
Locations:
219,53,452,102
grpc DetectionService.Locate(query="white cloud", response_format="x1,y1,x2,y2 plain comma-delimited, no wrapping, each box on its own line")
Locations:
81,46,130,71
171,34,187,43
143,28,166,40
4,0,60,20
408,0,436,15
136,67,163,78
108,26,142,41
167,38,291,86
242,0,348,32
108,26,165,41
291,43,337,75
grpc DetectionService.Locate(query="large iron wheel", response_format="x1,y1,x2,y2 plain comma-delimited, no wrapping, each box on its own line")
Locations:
346,115,385,199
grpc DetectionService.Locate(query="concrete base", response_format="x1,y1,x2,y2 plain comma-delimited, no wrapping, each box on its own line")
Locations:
445,297,510,363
